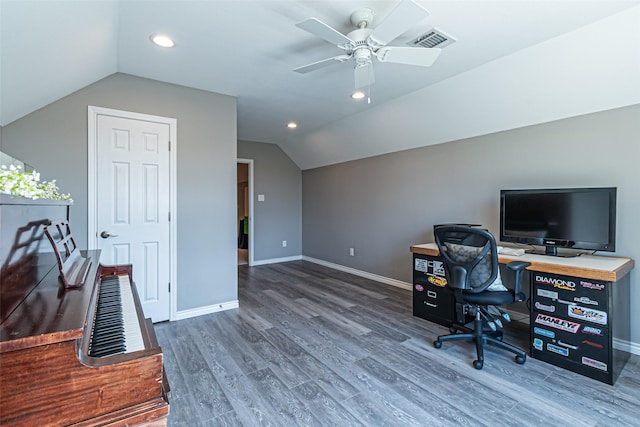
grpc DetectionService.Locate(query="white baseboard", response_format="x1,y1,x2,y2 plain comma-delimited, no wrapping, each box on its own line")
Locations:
252,255,302,266
614,337,640,356
174,300,239,321
302,256,412,290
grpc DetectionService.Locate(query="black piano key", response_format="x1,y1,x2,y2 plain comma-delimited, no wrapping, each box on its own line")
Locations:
93,339,125,351
92,329,124,340
90,344,126,357
95,310,122,318
93,324,124,335
87,274,140,358
96,311,122,319
92,336,124,348
93,324,123,333
90,333,125,348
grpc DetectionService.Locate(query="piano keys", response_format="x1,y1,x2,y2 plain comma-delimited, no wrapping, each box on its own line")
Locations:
0,196,169,426
89,274,145,357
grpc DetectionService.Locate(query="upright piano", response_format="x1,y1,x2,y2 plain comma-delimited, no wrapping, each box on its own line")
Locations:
0,195,169,426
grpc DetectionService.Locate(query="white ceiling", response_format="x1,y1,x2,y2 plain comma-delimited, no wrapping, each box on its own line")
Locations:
1,0,639,169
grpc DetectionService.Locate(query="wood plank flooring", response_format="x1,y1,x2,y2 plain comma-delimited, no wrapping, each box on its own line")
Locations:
155,261,640,426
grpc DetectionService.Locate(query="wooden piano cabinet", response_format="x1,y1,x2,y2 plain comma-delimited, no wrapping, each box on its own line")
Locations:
0,258,169,426
1,198,169,425
0,333,167,426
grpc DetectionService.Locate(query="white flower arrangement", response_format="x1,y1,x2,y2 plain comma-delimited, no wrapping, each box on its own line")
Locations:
0,164,73,202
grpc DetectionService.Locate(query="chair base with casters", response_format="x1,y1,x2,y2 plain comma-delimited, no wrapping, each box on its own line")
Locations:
434,305,527,370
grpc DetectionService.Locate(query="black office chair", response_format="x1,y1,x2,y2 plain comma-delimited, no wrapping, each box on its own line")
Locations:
432,224,530,369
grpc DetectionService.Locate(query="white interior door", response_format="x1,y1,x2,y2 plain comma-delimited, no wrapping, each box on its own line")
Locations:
96,114,171,322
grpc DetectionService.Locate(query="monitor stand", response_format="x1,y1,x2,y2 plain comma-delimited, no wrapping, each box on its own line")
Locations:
527,246,578,258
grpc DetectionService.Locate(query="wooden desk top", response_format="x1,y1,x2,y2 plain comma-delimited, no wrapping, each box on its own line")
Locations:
410,243,634,282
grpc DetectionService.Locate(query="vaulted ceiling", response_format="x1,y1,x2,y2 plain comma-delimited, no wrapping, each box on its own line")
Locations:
1,1,639,169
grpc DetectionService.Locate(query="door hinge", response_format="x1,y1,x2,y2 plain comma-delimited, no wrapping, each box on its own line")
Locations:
168,212,171,221
168,140,171,151
168,282,171,292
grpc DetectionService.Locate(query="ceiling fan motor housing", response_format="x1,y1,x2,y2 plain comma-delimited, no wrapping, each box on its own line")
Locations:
347,27,375,65
347,28,374,45
350,8,374,28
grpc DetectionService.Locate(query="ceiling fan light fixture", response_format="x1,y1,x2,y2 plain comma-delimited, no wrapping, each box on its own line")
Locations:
150,34,175,48
287,122,298,129
351,91,365,100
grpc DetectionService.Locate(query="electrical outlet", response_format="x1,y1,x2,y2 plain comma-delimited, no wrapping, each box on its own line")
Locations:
349,247,354,256
282,240,287,247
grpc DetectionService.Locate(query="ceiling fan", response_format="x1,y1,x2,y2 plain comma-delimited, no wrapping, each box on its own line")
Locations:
293,0,442,89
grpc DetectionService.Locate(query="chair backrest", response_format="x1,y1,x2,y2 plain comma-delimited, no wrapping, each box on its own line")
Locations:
433,225,499,293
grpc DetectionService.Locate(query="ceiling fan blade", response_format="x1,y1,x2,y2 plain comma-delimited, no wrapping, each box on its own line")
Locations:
376,46,441,67
368,0,430,47
293,55,351,74
354,62,374,89
296,18,354,47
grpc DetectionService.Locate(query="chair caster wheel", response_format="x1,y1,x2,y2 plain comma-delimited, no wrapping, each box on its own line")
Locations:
473,360,483,370
433,340,442,349
515,355,526,365
449,327,457,334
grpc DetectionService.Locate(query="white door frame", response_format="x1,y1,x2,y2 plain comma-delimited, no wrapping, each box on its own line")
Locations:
87,106,178,321
237,158,254,266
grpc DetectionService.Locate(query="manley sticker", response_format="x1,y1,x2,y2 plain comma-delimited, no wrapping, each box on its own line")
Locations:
534,313,580,333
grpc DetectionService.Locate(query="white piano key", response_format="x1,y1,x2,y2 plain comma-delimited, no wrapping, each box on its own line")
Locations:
116,275,146,353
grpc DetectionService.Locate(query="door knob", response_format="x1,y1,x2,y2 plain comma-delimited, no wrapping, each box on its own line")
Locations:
100,231,119,239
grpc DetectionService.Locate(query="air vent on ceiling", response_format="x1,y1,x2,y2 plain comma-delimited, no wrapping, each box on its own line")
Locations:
407,28,456,49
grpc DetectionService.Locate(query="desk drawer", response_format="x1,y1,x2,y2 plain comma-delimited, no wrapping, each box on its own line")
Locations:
531,314,611,383
531,312,609,362
413,277,454,326
532,311,611,381
413,254,453,326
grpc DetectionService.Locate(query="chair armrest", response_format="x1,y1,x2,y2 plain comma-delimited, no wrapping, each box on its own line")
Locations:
506,261,531,301
506,261,531,272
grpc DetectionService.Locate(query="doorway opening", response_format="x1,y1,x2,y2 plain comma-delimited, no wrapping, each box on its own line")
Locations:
237,159,254,266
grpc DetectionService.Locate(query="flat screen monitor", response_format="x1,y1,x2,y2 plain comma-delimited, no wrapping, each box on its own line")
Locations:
500,187,616,255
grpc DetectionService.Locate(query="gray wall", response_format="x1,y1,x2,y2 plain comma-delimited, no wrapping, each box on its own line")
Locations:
237,140,302,262
1,73,238,312
303,104,640,343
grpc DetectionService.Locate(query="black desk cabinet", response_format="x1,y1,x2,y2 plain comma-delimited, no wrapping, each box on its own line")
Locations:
412,253,455,327
530,271,631,385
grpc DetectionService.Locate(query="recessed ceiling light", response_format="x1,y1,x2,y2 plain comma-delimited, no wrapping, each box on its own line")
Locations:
150,34,175,48
287,122,298,129
351,91,365,100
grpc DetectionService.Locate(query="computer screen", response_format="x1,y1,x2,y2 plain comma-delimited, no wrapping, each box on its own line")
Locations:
500,187,616,255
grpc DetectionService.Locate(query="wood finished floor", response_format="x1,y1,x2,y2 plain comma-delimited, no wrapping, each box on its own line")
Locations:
155,261,640,426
